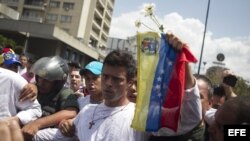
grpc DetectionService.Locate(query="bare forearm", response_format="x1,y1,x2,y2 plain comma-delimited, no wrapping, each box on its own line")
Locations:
3,116,21,126
34,108,77,129
185,63,195,89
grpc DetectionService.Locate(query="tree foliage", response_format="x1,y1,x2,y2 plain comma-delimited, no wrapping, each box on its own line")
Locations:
0,34,16,49
206,66,224,85
205,66,250,96
234,77,250,96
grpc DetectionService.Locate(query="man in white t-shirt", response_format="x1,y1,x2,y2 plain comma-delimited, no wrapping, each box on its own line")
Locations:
57,61,103,140
0,67,42,125
77,61,103,108
74,50,145,141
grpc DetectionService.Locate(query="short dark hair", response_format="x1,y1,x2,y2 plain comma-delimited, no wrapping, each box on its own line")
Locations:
20,53,28,58
103,50,136,81
68,61,81,69
194,74,213,100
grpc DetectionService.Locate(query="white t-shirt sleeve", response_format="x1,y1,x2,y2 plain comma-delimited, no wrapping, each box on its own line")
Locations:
204,108,217,126
179,80,202,134
154,80,202,136
77,95,91,110
16,100,42,125
12,72,42,125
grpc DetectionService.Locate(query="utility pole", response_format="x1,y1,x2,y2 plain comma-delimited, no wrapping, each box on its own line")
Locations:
198,0,211,74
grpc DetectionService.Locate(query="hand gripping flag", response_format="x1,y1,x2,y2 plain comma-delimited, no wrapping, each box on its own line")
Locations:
132,32,197,132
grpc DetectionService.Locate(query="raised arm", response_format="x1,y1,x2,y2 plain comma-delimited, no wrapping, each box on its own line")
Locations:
166,33,195,89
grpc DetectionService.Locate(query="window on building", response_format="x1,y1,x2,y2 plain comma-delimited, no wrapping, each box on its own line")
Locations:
60,15,72,23
64,49,70,60
63,2,75,11
22,10,29,16
27,0,44,6
46,13,58,21
50,0,60,8
71,52,77,61
22,10,40,17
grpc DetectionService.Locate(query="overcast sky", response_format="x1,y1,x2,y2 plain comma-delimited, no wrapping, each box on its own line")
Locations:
109,0,250,81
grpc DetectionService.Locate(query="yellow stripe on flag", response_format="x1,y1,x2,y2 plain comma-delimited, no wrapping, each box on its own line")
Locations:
132,32,160,131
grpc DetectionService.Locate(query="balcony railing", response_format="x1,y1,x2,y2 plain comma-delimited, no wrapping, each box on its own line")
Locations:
20,16,43,23
0,0,18,7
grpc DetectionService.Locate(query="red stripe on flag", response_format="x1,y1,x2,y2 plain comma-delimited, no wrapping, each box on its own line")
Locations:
160,46,197,132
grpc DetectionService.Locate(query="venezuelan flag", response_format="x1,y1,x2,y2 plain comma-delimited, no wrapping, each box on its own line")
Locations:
132,32,197,132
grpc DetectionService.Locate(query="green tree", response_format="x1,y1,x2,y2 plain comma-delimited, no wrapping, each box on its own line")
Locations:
206,66,225,85
0,34,16,49
234,77,250,96
206,66,250,96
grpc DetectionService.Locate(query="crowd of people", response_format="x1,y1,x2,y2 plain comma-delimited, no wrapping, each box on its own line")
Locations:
0,33,249,141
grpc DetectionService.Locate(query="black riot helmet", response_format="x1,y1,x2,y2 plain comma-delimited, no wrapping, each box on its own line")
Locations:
31,56,68,81
31,56,69,94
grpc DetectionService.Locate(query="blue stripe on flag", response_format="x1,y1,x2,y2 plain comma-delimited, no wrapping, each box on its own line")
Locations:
145,34,178,131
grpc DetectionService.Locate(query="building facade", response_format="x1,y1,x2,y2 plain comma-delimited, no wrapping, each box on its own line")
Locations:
0,0,115,64
105,36,137,59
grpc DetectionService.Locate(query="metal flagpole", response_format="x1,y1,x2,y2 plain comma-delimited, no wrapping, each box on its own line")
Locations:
197,0,211,74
